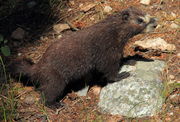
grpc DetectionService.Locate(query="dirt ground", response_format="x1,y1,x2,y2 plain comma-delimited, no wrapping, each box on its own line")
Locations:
0,0,180,121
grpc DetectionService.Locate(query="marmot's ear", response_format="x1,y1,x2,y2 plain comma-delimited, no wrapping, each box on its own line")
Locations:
122,10,130,21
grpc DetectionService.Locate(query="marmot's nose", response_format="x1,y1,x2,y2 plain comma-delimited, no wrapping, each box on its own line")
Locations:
153,24,157,28
150,17,158,28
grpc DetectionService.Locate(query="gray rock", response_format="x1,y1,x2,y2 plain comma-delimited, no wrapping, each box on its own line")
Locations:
98,60,165,117
11,27,26,40
24,95,35,105
76,86,89,96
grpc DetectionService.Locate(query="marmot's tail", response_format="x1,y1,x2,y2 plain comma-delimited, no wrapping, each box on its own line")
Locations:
8,58,38,86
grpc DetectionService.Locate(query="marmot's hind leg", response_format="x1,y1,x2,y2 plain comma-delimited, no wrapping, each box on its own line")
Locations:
39,72,67,106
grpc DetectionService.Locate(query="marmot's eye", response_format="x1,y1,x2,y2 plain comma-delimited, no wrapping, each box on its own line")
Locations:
137,18,144,24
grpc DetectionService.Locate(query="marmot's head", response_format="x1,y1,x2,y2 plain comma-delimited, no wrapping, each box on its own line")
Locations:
120,7,157,33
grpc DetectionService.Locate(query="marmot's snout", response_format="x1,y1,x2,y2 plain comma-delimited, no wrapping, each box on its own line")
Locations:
150,18,158,28
143,16,158,33
124,7,158,33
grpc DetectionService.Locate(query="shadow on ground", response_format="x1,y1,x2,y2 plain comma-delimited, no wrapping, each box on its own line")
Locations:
0,0,68,46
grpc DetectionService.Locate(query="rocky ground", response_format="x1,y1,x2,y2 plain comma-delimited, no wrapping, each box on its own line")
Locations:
0,0,180,121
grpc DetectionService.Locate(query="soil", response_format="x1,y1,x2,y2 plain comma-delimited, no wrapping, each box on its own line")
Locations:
0,0,180,121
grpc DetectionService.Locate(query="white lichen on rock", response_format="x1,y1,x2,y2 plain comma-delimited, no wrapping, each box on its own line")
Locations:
98,60,165,117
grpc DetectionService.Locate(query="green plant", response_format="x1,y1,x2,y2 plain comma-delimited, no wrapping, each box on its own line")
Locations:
0,56,7,83
161,56,180,101
0,56,18,121
0,34,10,56
0,83,18,122
36,100,50,122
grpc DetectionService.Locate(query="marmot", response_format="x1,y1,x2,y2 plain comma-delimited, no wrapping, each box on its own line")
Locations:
10,7,157,106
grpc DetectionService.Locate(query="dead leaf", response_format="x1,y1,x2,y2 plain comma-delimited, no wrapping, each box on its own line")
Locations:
80,3,96,12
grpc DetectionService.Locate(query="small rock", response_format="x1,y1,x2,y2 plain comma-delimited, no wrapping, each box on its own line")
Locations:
170,23,179,29
24,95,35,105
57,35,62,39
169,112,174,116
140,0,151,5
53,24,70,33
169,75,175,80
80,3,96,12
104,6,112,13
11,27,26,40
134,37,176,52
18,53,22,56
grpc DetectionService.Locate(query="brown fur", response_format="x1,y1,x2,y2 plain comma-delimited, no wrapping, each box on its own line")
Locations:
9,7,157,105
